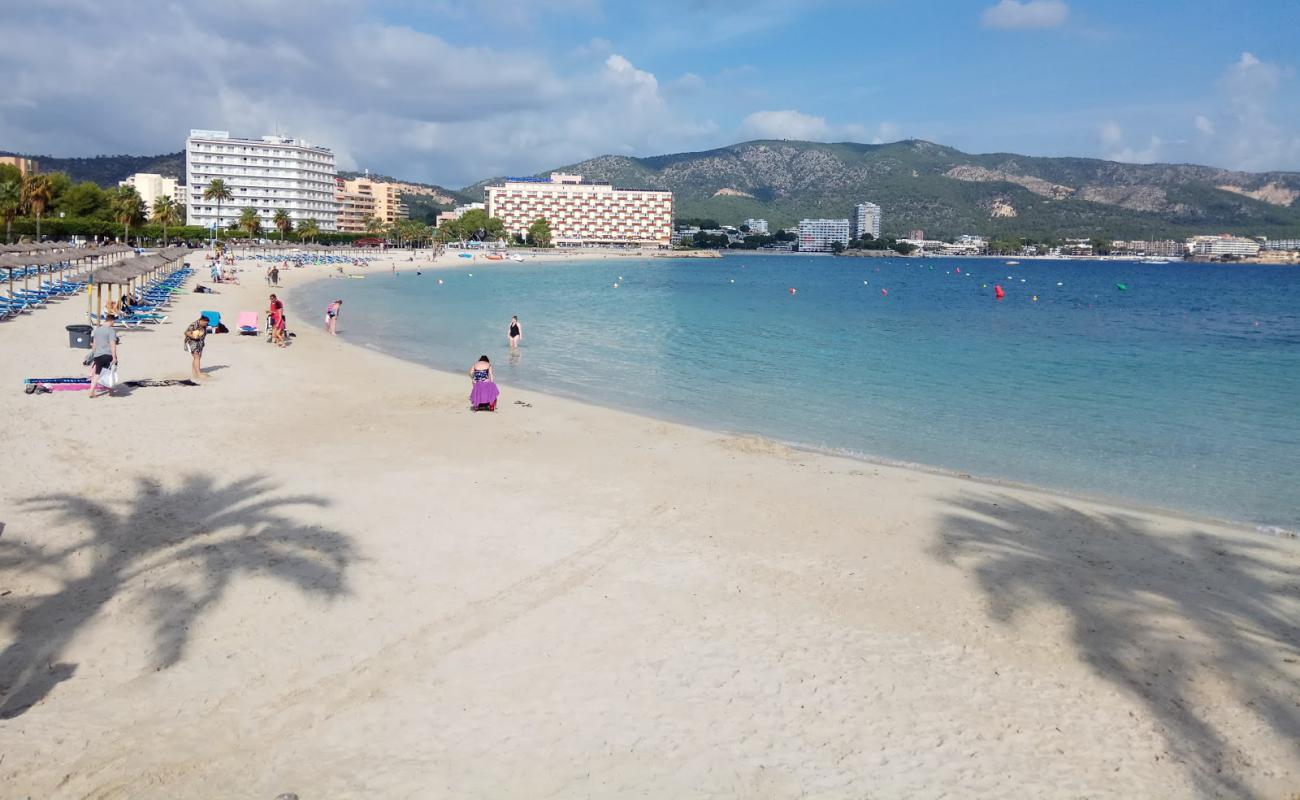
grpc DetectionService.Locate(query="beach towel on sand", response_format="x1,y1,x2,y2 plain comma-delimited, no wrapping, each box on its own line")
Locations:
237,311,258,334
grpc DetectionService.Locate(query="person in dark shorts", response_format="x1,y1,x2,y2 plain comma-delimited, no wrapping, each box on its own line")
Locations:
184,315,209,380
88,313,119,399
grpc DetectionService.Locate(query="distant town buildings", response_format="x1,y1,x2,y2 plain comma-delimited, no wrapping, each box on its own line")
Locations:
798,218,851,252
185,129,339,233
851,202,882,240
1261,238,1300,251
743,218,769,234
1187,235,1261,258
0,155,38,176
1111,239,1184,257
908,229,925,241
485,173,673,248
120,173,184,217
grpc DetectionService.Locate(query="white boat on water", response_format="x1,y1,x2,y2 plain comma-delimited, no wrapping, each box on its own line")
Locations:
509,254,524,262
1005,260,1020,265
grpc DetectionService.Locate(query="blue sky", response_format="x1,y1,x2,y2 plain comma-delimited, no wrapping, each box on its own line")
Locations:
2,0,1298,185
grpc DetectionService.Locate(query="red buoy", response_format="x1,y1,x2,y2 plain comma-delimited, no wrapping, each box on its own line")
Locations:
789,287,797,295
994,284,1005,300
881,288,889,296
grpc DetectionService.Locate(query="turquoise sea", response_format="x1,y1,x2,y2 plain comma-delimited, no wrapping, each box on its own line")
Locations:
299,254,1300,531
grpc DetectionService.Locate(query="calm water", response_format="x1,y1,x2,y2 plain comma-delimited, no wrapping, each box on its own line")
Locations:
299,254,1300,530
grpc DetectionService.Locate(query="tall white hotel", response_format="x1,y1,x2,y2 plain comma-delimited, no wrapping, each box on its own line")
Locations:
185,129,339,233
851,202,882,239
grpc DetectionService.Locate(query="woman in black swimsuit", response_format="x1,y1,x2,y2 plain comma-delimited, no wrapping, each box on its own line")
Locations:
508,315,522,349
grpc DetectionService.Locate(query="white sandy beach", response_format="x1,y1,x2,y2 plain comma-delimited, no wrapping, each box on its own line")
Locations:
0,250,1297,799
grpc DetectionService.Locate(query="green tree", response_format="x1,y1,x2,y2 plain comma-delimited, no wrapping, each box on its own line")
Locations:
297,218,320,243
364,215,386,236
830,240,846,254
21,173,53,241
0,178,20,244
152,196,179,245
202,178,233,236
59,182,109,219
109,185,145,242
273,208,293,241
526,217,553,247
453,209,506,243
238,206,262,239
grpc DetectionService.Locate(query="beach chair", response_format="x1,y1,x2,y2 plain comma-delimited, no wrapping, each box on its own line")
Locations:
201,310,221,332
237,311,259,335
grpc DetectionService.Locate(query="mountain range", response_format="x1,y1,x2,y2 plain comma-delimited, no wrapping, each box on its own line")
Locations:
7,140,1300,239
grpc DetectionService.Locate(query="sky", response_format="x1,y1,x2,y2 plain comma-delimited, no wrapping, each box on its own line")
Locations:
2,0,1298,187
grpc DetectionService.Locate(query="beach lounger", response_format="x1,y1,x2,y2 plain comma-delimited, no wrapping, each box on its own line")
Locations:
237,311,258,334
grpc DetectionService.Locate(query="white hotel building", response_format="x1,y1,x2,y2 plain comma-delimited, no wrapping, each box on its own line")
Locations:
185,129,339,233
485,173,673,248
798,218,851,252
851,202,882,240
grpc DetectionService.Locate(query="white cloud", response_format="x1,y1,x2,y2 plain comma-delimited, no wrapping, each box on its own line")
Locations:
741,110,831,140
1214,51,1300,170
0,3,721,186
1098,121,1162,163
1194,114,1215,136
981,0,1069,30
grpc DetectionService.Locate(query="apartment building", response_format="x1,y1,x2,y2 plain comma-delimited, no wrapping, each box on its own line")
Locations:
339,178,408,226
851,202,882,239
185,129,338,233
0,156,38,176
798,218,851,252
485,173,673,247
436,202,485,227
120,173,184,217
335,178,377,233
743,218,769,234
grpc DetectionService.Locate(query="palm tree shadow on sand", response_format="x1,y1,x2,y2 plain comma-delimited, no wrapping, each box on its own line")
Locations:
931,495,1300,798
0,473,354,719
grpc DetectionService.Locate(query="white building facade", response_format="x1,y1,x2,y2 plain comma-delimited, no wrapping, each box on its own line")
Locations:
185,129,338,233
485,173,673,248
743,218,769,234
1187,235,1261,257
120,173,183,218
851,202,882,240
798,218,850,252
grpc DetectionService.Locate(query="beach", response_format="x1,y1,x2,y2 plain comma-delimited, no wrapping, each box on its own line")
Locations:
0,251,1297,798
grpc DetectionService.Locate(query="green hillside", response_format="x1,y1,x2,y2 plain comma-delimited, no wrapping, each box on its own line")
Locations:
464,140,1300,240
0,151,184,186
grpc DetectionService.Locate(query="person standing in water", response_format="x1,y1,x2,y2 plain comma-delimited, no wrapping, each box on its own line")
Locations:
508,315,522,348
325,300,342,335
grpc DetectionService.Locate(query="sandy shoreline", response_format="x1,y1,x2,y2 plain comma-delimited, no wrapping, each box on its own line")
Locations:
0,250,1296,798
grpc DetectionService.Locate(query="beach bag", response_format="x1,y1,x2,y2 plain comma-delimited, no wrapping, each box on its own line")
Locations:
99,366,117,389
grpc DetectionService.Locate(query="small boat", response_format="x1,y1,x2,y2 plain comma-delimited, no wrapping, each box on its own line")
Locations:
1005,260,1020,265
509,254,524,262
485,253,504,261
458,253,473,259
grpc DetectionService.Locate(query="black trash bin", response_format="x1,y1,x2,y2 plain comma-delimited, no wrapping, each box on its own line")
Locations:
66,324,93,349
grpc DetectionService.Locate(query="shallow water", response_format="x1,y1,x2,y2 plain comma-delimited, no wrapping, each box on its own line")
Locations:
300,254,1300,530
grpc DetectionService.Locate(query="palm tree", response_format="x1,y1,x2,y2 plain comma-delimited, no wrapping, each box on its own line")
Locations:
202,178,233,241
364,215,385,237
0,179,20,244
21,174,53,241
273,208,293,241
110,186,144,243
238,206,262,240
152,196,178,245
297,218,320,243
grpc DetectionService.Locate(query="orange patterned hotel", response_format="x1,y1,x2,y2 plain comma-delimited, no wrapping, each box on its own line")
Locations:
485,173,673,248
